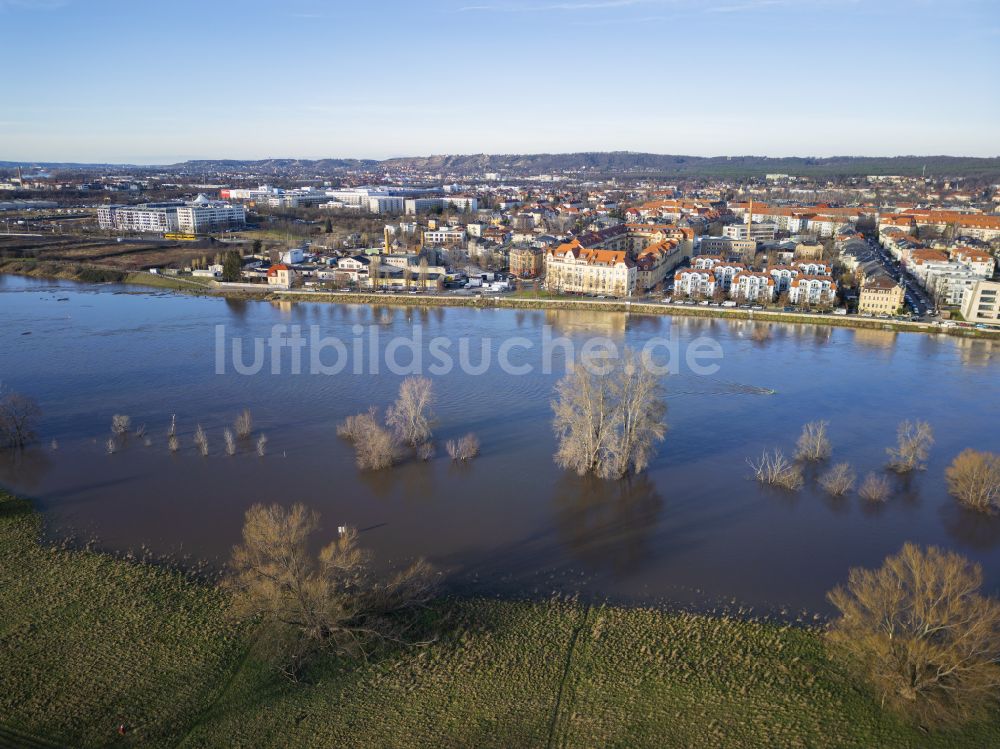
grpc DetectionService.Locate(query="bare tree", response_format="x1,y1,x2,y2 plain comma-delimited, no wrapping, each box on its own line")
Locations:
827,544,1000,727
235,408,253,440
256,433,268,457
446,433,480,462
224,428,236,456
227,503,435,678
552,350,667,480
859,472,891,502
795,420,832,461
0,388,40,449
748,449,804,490
386,377,435,446
945,449,1000,514
819,462,855,496
416,442,435,461
887,419,934,473
168,435,179,453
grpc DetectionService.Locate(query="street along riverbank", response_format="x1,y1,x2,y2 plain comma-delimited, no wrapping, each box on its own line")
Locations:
1,258,996,340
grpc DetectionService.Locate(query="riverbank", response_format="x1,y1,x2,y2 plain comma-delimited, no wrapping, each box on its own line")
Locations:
1,491,997,748
2,258,998,340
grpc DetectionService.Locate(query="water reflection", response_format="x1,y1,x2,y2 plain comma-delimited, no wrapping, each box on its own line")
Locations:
851,327,897,349
544,309,627,337
0,447,53,491
940,502,1000,551
950,337,997,367
551,473,663,576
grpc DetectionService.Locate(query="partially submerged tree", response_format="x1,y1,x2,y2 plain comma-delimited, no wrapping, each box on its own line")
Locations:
386,376,434,446
227,503,436,677
886,419,934,473
945,449,1000,514
111,414,131,437
0,388,40,449
338,407,400,471
795,420,832,461
827,544,1000,727
748,449,804,491
819,462,855,496
446,433,480,462
859,472,891,502
234,408,253,440
552,350,667,480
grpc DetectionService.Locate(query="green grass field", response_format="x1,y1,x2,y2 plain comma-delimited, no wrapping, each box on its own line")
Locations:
1,491,997,748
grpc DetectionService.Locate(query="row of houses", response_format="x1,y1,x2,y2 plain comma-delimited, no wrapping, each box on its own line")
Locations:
674,258,838,305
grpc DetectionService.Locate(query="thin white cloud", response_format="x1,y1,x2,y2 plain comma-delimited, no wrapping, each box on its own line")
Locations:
460,0,652,12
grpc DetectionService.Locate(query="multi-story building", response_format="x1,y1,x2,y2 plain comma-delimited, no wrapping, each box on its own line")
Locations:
788,275,837,306
510,246,545,278
723,222,776,242
176,195,245,233
858,277,905,315
545,239,636,297
97,203,178,233
634,240,683,291
950,246,996,278
960,280,1000,327
422,227,465,246
673,269,716,298
730,272,775,302
699,236,756,260
97,194,244,234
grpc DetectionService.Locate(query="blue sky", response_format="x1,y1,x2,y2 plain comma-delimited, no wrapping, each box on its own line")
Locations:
2,0,998,163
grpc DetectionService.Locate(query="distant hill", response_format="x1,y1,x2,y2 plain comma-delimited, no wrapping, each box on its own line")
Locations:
3,153,1000,178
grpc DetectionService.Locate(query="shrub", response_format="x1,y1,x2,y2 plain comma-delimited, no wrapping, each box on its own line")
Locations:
945,449,1000,514
795,420,832,461
168,435,179,453
194,425,209,457
256,433,268,457
827,544,1000,727
234,409,253,440
105,438,117,455
818,462,855,496
416,442,435,461
111,414,131,436
886,419,934,473
748,449,803,490
224,428,236,456
859,472,891,502
446,433,480,462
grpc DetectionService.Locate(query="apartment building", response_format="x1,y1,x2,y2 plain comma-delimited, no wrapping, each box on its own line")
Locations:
730,272,775,302
960,280,1000,327
858,277,905,315
545,239,636,297
509,246,545,278
673,269,716,298
788,275,837,306
97,194,244,234
422,227,466,246
722,222,777,242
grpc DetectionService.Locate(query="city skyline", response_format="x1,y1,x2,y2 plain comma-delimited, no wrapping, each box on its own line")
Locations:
2,0,999,163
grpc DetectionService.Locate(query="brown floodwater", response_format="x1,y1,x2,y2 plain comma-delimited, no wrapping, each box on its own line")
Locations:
1,274,998,614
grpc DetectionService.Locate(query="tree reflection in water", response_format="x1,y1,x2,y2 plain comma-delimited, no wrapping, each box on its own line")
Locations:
552,472,663,577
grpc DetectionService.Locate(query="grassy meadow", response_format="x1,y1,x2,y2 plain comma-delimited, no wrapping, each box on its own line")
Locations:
1,490,997,748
